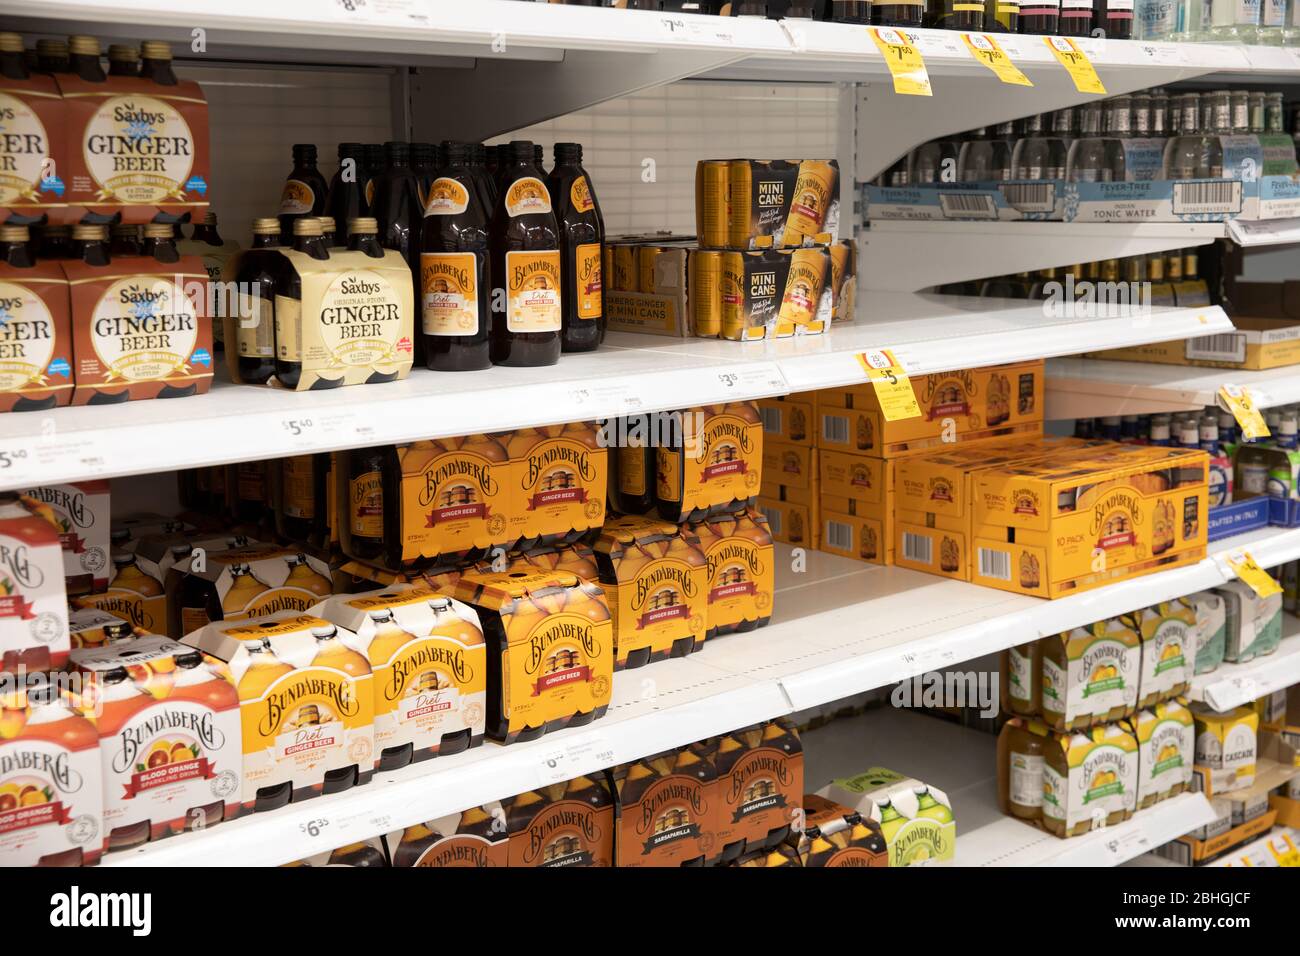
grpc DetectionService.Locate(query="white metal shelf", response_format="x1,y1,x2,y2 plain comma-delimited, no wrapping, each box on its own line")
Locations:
101,523,1300,866
801,708,1216,867
864,221,1224,294
1229,218,1300,248
0,295,1228,490
1187,618,1300,712
1046,356,1300,418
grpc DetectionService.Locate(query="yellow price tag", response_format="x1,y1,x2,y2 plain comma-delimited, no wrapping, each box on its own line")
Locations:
1219,384,1271,440
1224,550,1282,599
962,33,1033,86
1044,36,1106,95
870,27,933,97
856,349,922,422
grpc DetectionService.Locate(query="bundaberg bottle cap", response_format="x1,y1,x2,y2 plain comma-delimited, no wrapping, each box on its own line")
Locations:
0,33,23,53
0,224,29,243
69,35,101,56
144,223,173,239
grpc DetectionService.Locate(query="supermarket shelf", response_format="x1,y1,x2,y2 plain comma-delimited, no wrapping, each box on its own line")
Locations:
102,524,1300,865
1046,356,1300,418
1228,218,1300,248
863,221,1224,294
801,708,1216,867
0,295,1230,490
1187,619,1300,713
1203,826,1300,867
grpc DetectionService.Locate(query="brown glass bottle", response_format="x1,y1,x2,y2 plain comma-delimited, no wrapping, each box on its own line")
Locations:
607,415,657,515
1018,0,1060,32
67,35,105,82
984,0,1018,29
109,223,141,257
346,446,388,563
373,141,423,270
233,460,270,524
469,143,498,213
317,216,337,248
420,143,491,372
280,453,328,544
71,224,110,266
490,141,562,367
34,38,69,75
141,222,179,263
274,217,330,390
0,33,26,81
925,0,984,27
325,143,370,246
1058,0,1094,34
234,218,281,385
344,217,402,385
278,144,329,245
411,142,437,210
139,41,178,84
107,43,138,77
0,224,33,268
873,0,923,25
362,144,385,211
191,212,223,246
549,143,604,353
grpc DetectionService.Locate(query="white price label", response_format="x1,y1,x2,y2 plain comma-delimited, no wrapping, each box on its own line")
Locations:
330,0,427,24
536,732,616,786
914,30,963,57
1228,217,1300,245
1205,676,1260,712
1102,825,1151,862
1139,44,1184,66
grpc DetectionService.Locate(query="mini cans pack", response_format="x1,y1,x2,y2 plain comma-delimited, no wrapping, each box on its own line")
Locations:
593,515,708,669
0,678,102,866
385,802,508,867
454,568,612,745
718,248,832,340
692,507,774,639
656,402,763,524
311,585,486,770
506,776,615,867
63,253,213,404
0,252,74,412
610,744,716,867
696,159,840,250
0,495,69,671
19,481,110,596
182,611,375,810
70,635,241,852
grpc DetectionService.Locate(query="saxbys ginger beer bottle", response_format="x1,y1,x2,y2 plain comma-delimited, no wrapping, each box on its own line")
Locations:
490,141,562,367
68,34,106,83
273,217,330,390
549,143,604,353
325,143,370,245
233,218,281,385
278,144,329,245
420,142,491,372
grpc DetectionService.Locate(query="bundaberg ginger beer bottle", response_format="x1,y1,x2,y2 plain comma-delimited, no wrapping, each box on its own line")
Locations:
490,140,562,367
420,142,491,372
347,446,387,563
274,217,330,390
549,143,604,353
278,144,329,245
326,143,370,246
234,218,281,385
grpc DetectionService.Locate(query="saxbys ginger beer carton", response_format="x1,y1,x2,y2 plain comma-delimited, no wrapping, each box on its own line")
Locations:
20,481,110,598
609,744,716,867
183,611,374,812
70,635,241,852
385,802,508,867
791,794,888,867
0,224,74,413
506,423,607,547
692,507,774,640
704,718,803,864
506,775,615,867
167,544,332,638
55,40,211,224
656,402,763,524
312,585,486,771
65,243,213,404
0,33,65,222
455,567,612,745
0,676,102,866
0,495,69,672
594,515,707,670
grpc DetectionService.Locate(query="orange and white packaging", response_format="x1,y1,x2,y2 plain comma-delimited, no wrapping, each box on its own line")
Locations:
0,495,69,671
19,481,111,595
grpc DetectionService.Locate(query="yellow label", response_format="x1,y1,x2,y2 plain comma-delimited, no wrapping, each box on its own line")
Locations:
1225,551,1283,599
180,605,210,637
571,176,595,214
398,440,510,562
619,446,647,496
278,179,314,215
870,28,932,97
236,291,274,359
1044,36,1106,95
609,557,706,665
504,177,552,217
421,251,480,336
502,611,612,735
273,295,301,362
370,633,486,756
506,250,562,333
962,33,1033,87
855,349,922,422
1219,385,1270,440
349,472,384,538
702,529,774,632
423,177,469,216
509,428,607,541
659,407,763,516
575,242,603,320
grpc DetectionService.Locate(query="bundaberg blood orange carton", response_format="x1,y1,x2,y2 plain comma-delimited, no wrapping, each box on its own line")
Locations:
70,634,241,852
385,802,508,867
0,495,69,671
505,775,615,867
594,515,707,669
182,611,374,813
20,481,111,597
0,676,102,866
312,585,486,771
455,567,612,745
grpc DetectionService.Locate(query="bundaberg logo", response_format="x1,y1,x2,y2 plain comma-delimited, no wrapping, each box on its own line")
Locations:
525,805,599,864
526,619,598,675
420,457,498,506
525,444,594,487
633,564,697,610
259,675,358,736
386,645,470,700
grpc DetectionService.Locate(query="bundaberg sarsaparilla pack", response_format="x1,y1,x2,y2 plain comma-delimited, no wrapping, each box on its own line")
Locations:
222,216,414,391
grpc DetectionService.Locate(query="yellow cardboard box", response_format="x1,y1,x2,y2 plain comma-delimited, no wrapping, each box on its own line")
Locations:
757,396,814,447
757,483,818,549
762,439,815,491
817,450,893,565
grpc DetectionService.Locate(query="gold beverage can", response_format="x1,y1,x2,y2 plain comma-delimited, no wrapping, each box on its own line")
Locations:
638,246,662,294
613,244,637,293
690,250,722,338
778,247,829,329
696,160,729,249
780,160,839,247
727,160,755,249
603,244,616,294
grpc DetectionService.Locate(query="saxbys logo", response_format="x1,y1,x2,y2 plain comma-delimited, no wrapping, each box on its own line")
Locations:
922,370,974,420
0,92,50,203
83,94,195,203
524,802,600,866
386,644,471,700
319,270,408,367
258,672,359,737
90,277,198,384
1091,491,1141,549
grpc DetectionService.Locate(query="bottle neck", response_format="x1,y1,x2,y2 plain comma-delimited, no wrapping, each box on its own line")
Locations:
293,235,330,260
143,237,179,263
251,233,279,249
0,50,26,80
0,241,33,268
140,57,178,85
76,240,110,266
70,52,105,83
347,234,384,258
